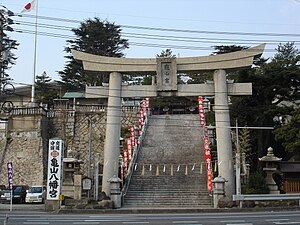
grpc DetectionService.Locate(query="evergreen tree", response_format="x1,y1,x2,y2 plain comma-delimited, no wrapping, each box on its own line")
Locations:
187,45,249,84
274,108,300,159
230,42,300,166
239,128,252,172
0,8,18,78
59,18,129,91
35,71,59,108
156,49,176,58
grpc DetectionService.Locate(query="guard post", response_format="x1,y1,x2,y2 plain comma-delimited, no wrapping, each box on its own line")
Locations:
108,175,122,208
212,175,227,208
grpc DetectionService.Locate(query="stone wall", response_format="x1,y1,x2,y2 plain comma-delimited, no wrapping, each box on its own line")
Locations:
0,107,139,187
0,115,48,186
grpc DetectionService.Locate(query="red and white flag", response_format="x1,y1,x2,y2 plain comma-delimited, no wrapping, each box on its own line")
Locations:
21,0,36,13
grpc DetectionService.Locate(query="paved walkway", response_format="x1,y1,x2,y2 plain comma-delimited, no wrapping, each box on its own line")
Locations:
0,203,45,212
0,202,299,214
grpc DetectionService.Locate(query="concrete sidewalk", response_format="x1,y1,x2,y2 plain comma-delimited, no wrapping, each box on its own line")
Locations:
57,205,300,214
0,202,299,214
0,203,45,212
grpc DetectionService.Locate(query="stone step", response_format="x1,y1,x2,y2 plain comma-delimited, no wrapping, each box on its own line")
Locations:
127,187,207,191
124,114,211,208
124,196,211,201
126,189,208,193
124,198,212,202
124,202,212,206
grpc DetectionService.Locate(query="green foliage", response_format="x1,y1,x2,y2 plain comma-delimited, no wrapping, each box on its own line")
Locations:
0,9,19,77
59,17,129,91
205,111,215,126
121,125,131,139
212,45,248,55
156,49,176,58
35,71,59,108
274,108,300,157
243,171,269,194
187,72,213,84
239,128,252,157
142,76,152,85
186,45,248,85
230,42,300,166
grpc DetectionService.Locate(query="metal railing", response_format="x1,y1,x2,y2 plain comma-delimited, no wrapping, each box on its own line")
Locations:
233,193,300,208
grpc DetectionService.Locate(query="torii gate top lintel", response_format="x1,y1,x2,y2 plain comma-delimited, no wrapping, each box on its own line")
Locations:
72,44,265,74
75,44,266,198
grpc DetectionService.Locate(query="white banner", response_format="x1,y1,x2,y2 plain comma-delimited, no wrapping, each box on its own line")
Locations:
46,139,64,200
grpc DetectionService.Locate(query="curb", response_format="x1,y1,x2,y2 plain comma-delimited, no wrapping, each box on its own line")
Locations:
57,206,300,214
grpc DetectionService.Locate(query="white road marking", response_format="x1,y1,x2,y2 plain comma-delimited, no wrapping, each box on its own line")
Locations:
274,222,300,224
74,223,99,225
122,222,150,224
24,223,49,225
172,221,200,224
226,224,252,225
220,220,246,223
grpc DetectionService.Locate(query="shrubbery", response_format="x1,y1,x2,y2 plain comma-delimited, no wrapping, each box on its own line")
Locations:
243,171,269,194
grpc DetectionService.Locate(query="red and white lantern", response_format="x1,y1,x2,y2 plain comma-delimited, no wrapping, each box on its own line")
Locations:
127,138,132,161
199,96,213,192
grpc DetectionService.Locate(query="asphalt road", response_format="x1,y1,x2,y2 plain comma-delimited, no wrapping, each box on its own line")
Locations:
1,210,300,225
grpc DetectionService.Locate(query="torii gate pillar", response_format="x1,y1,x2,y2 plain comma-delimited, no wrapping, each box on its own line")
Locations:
72,44,265,198
214,69,234,196
102,72,122,195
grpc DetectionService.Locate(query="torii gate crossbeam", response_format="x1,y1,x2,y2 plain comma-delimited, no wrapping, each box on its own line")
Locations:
72,44,265,198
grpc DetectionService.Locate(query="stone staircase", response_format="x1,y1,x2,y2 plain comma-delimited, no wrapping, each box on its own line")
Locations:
124,114,212,208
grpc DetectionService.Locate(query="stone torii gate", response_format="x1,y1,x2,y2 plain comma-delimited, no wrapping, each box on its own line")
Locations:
72,44,265,198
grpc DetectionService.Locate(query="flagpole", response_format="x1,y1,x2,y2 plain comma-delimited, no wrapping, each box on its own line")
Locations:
31,0,38,105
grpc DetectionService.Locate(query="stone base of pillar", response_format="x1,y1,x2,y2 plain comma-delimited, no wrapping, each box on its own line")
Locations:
45,200,60,211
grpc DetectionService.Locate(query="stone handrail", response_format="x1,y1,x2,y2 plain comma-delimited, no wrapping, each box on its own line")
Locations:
1,105,139,117
8,107,48,116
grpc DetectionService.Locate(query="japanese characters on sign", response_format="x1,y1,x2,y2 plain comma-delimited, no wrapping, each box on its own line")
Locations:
47,139,64,200
127,138,132,161
156,58,177,91
162,62,171,85
7,162,13,190
198,96,213,192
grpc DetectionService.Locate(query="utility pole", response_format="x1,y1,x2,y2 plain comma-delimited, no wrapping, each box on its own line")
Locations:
88,118,93,198
94,153,100,201
235,120,241,196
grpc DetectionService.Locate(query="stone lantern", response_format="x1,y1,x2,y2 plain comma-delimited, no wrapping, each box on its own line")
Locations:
259,147,282,194
62,149,83,199
108,175,122,208
212,175,227,208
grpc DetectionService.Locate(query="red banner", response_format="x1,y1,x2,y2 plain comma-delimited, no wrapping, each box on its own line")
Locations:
123,149,128,169
127,138,132,161
199,96,213,192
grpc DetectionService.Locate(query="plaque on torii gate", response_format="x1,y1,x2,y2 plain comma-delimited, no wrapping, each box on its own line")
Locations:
72,44,265,197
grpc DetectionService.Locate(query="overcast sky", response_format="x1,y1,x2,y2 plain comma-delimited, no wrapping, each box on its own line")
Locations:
1,0,300,86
